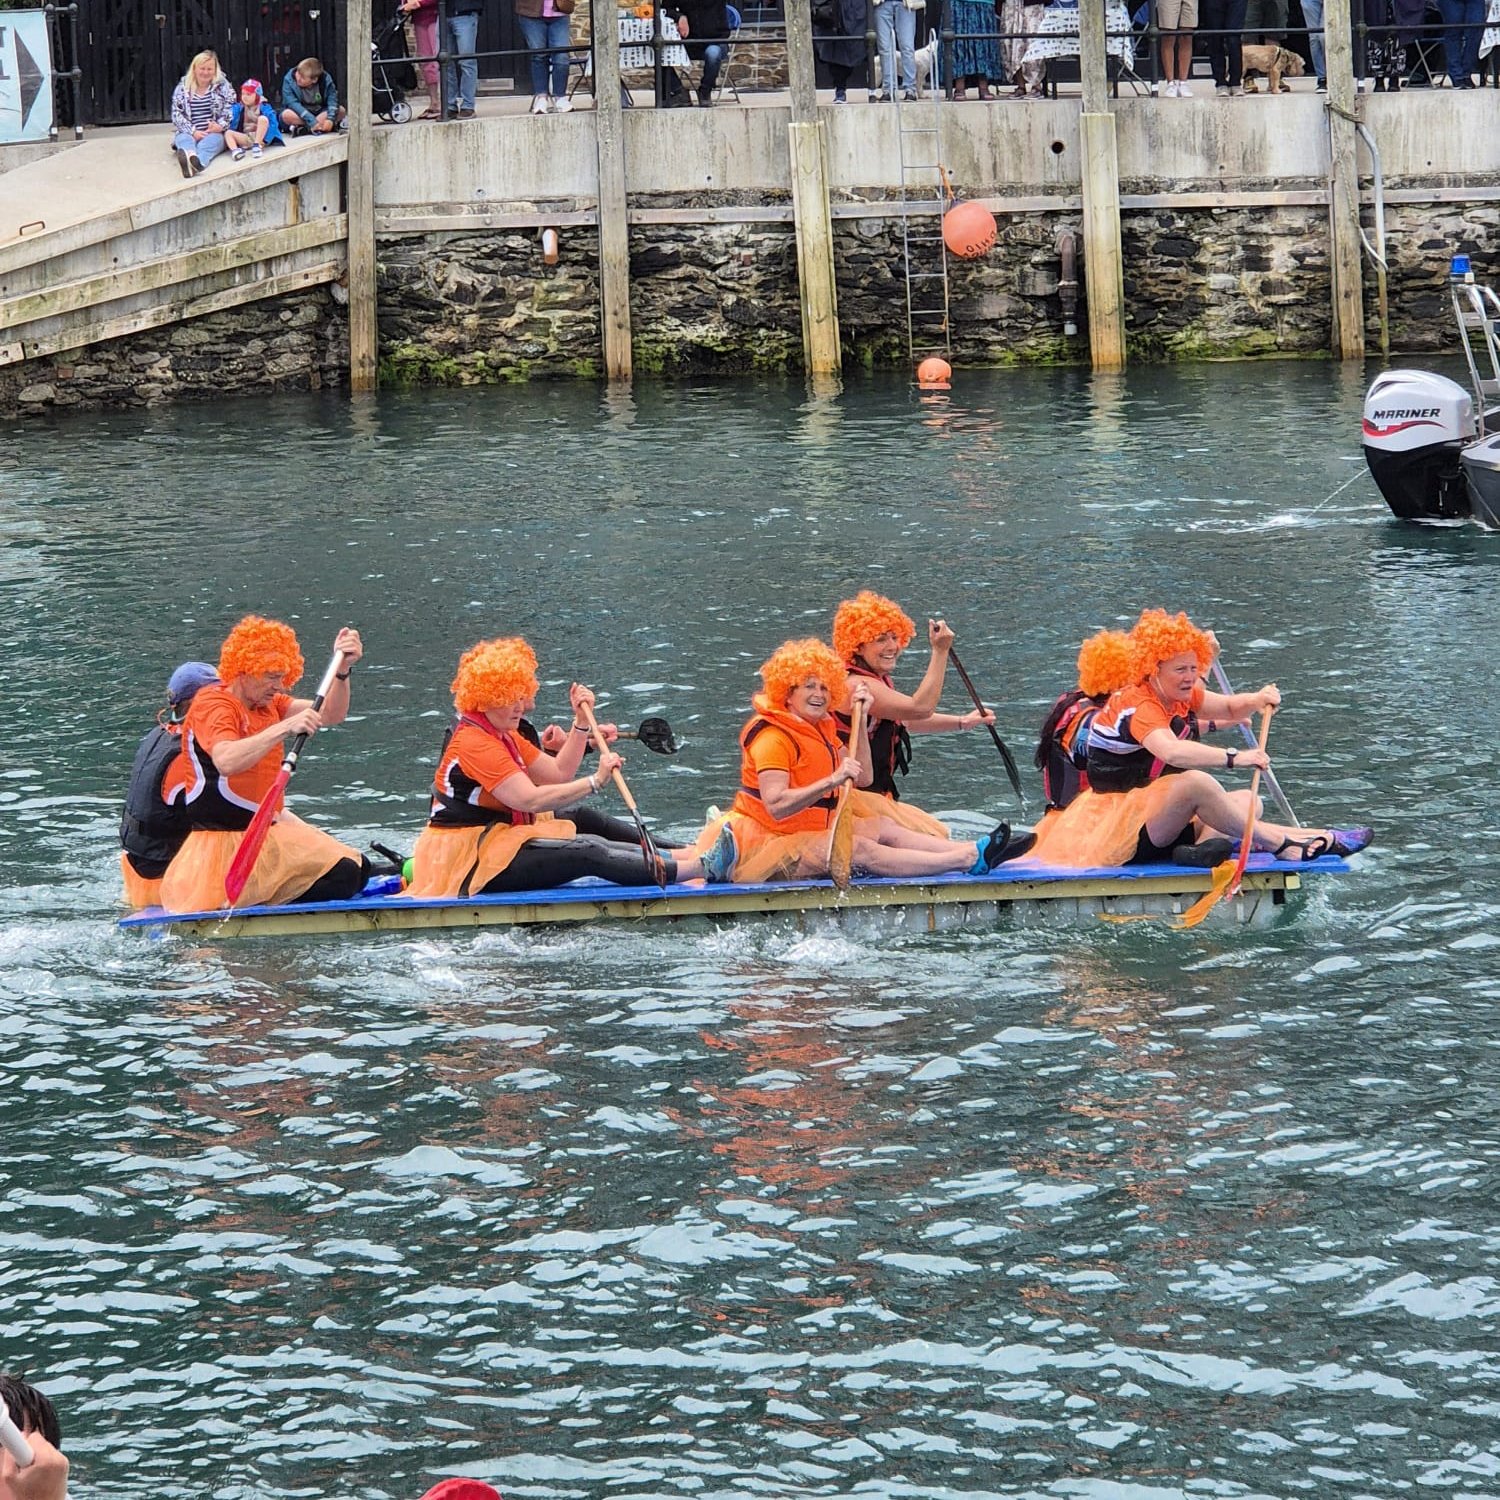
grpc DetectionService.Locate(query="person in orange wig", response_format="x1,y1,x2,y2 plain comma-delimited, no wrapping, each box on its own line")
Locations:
831,590,996,804
158,616,366,911
406,636,735,898
1033,628,1137,813
695,637,1026,885
1024,609,1372,868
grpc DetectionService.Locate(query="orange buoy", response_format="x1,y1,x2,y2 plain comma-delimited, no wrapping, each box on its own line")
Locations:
942,199,997,260
916,356,952,389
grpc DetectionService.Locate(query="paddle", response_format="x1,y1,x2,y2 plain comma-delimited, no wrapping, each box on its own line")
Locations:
1209,659,1298,826
828,699,864,891
0,1400,34,1469
946,645,1027,812
580,701,669,889
223,647,347,906
617,716,678,755
1172,706,1274,931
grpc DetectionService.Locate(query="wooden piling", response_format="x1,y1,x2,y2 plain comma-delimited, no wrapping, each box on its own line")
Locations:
1078,0,1125,372
347,0,377,392
593,5,633,381
1323,0,1365,359
785,0,841,378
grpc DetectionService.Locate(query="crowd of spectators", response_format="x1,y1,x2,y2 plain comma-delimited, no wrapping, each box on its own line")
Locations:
159,0,1500,176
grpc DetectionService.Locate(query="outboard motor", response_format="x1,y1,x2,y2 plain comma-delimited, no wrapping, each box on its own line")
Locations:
1362,369,1474,522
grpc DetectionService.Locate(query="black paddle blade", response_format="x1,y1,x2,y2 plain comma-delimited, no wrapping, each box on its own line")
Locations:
989,725,1028,813
634,717,679,755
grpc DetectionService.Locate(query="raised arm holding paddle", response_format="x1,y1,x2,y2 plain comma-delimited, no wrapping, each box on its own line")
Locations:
155,615,369,914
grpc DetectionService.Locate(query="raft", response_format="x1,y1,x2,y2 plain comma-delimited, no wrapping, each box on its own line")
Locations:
118,853,1348,939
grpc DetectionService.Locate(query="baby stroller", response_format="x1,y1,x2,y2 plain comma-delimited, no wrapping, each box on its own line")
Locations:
373,8,419,121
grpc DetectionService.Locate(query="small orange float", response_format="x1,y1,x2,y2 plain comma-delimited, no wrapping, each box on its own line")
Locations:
916,356,952,389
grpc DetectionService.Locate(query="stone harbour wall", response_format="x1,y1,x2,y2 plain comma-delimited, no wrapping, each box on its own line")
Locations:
7,195,1500,415
0,289,347,419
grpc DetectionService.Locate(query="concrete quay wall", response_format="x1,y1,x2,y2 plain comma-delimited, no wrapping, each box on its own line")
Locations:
4,91,1500,414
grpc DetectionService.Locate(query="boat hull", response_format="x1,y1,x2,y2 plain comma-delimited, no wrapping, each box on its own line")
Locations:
118,856,1345,939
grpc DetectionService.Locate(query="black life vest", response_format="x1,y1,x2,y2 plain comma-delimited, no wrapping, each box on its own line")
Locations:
1086,706,1202,794
120,724,195,878
834,660,913,801
1035,689,1100,811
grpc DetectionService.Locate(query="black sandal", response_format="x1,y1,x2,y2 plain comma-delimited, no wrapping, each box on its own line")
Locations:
1272,834,1333,863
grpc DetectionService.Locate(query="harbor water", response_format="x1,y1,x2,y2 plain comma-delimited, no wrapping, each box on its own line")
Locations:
2,364,1497,1500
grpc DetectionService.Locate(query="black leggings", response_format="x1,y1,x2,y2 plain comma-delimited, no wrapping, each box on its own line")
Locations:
568,806,641,844
479,836,676,894
292,855,369,904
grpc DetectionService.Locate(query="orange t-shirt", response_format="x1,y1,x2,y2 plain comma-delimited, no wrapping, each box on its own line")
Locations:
430,719,540,824
162,685,294,820
1085,681,1205,793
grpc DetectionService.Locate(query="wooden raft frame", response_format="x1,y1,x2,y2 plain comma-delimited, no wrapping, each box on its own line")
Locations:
117,858,1343,940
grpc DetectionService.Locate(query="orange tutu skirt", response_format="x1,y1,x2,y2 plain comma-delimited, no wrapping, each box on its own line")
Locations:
406,815,578,899
120,852,163,911
692,790,949,884
159,812,360,913
1023,782,1183,869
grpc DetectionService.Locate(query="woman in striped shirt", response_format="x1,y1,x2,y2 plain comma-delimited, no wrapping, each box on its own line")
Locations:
171,50,235,178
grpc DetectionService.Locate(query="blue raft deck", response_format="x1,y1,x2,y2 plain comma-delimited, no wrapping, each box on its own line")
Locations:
118,853,1350,938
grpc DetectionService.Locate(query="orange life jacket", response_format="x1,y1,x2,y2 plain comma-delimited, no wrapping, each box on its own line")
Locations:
731,696,844,834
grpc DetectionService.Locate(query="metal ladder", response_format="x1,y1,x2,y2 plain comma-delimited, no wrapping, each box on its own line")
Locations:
893,49,951,366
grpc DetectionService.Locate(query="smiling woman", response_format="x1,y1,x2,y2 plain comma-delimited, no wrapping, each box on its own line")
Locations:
832,590,996,805
695,636,1026,884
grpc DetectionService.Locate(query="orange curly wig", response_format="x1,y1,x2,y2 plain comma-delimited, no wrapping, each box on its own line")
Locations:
451,636,540,715
1130,608,1214,682
759,638,850,712
1076,629,1137,699
832,591,916,664
218,615,304,688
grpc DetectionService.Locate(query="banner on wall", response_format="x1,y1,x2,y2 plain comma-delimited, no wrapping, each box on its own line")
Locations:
0,11,53,143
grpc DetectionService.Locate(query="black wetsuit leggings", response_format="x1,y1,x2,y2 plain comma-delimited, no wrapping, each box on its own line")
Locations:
479,835,677,894
292,855,370,904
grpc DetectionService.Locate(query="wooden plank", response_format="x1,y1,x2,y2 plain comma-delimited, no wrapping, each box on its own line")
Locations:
0,217,347,326
1323,0,1364,359
347,0,379,391
784,0,819,125
788,121,842,379
593,2,633,382
0,261,345,365
1080,112,1126,372
0,139,347,276
121,868,1305,940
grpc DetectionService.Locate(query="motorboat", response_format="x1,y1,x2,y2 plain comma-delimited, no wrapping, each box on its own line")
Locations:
1362,255,1500,529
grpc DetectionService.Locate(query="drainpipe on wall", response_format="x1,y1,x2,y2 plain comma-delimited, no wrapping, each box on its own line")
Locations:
1057,230,1079,338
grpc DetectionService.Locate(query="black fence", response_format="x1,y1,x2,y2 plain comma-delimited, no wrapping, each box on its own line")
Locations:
71,0,527,124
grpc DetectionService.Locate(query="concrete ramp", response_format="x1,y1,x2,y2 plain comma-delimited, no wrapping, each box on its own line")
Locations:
0,128,348,368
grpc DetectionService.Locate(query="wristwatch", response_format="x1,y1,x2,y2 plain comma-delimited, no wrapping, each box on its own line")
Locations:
1225,747,1237,770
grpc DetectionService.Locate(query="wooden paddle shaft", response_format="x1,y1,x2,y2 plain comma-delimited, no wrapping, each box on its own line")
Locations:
1225,708,1274,898
580,701,640,811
